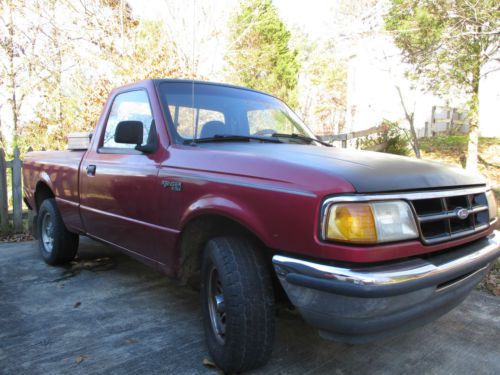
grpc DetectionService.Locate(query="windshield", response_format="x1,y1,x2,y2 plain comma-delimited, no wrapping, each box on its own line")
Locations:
158,81,319,145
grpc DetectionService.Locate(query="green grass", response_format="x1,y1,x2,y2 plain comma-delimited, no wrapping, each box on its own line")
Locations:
419,136,500,153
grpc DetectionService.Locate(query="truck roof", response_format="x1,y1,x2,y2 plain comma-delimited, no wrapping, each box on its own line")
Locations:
114,78,277,100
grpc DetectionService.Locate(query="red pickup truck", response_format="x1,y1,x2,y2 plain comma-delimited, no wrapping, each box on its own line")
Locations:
23,79,499,373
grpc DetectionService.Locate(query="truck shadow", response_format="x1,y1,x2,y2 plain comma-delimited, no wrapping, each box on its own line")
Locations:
53,257,116,282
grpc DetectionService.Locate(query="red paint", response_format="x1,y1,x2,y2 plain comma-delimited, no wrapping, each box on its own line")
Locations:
22,79,494,278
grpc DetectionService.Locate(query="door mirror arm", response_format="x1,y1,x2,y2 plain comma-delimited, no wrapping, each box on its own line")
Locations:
135,144,156,154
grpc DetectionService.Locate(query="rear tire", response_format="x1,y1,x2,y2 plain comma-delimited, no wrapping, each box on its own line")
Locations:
201,236,275,373
37,198,79,265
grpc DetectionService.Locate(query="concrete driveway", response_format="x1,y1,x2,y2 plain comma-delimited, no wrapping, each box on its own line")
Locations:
1,238,499,375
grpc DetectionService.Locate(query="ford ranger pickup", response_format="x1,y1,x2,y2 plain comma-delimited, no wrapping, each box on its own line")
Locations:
22,79,500,373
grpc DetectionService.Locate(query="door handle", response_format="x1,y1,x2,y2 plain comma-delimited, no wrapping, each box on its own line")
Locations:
86,164,96,176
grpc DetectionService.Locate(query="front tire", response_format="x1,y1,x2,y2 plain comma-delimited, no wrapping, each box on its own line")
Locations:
201,236,275,373
37,198,79,265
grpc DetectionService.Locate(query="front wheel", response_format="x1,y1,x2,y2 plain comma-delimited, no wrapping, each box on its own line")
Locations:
201,236,275,373
37,198,79,265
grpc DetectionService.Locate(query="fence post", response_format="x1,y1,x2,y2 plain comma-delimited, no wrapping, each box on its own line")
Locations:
0,149,8,232
446,108,451,132
12,147,23,232
449,108,456,133
430,106,436,136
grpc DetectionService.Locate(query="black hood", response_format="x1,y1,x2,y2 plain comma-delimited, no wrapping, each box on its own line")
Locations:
311,147,486,193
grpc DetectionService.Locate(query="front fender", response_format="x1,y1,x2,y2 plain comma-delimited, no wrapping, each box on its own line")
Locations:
180,194,273,246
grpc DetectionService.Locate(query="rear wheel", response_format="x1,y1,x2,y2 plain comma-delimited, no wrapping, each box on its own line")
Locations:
37,198,79,265
201,236,275,373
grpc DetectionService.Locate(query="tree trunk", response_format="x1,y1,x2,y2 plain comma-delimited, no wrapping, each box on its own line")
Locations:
408,116,421,158
6,0,19,149
465,44,481,171
0,105,5,149
395,85,420,158
49,0,64,143
465,88,479,171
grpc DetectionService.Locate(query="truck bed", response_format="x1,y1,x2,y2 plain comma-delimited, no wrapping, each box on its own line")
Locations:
23,150,85,233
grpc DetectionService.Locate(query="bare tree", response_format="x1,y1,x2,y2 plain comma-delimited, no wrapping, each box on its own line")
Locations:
395,85,420,158
0,0,45,149
0,0,20,147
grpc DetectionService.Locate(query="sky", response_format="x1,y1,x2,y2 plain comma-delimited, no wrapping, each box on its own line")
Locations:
273,0,336,39
128,0,337,39
126,0,341,78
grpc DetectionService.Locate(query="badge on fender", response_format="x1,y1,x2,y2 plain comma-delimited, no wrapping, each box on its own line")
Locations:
161,180,182,192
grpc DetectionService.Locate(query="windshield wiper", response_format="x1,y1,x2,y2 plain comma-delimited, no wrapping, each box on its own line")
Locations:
271,133,333,147
184,134,283,145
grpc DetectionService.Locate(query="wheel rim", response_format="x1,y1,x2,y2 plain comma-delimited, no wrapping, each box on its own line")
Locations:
207,265,226,344
41,213,54,253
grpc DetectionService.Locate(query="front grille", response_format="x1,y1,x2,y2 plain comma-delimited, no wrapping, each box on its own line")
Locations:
410,191,490,244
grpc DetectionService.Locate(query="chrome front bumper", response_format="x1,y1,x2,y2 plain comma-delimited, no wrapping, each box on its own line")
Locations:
272,231,500,343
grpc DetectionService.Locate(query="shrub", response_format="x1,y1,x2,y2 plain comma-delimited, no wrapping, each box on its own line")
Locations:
357,120,411,156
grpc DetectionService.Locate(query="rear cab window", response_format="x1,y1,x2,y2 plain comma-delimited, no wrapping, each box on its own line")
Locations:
168,105,225,139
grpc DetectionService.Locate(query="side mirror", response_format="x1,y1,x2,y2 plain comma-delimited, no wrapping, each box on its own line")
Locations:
115,121,143,145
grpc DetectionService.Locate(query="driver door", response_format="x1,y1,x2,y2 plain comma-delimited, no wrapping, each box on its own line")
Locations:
79,89,163,261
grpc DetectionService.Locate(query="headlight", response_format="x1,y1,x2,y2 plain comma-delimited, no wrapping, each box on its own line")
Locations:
324,201,419,244
486,190,498,221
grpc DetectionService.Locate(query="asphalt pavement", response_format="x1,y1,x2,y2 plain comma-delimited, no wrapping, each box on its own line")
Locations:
0,237,499,374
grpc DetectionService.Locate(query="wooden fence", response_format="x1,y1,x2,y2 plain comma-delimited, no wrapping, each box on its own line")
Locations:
325,125,387,149
330,125,384,148
323,105,469,145
424,106,468,137
0,148,23,233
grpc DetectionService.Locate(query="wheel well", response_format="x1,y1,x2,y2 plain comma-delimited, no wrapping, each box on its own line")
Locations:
34,182,55,211
177,214,271,286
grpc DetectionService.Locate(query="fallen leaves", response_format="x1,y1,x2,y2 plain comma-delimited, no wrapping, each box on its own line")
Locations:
0,233,34,243
202,357,217,368
75,355,88,364
478,260,500,296
420,140,500,194
484,267,500,296
52,257,115,283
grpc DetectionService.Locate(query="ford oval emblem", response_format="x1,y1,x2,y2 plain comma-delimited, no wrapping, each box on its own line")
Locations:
455,208,469,220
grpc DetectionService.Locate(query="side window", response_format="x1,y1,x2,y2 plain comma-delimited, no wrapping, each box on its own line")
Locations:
168,105,225,138
247,109,295,135
103,90,153,149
